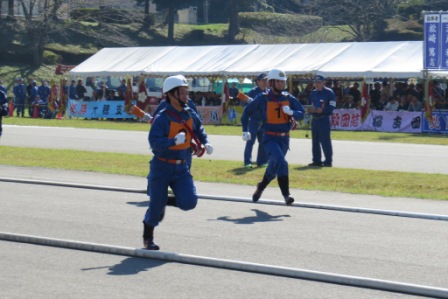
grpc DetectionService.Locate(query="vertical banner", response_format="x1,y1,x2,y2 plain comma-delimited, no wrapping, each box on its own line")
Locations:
424,13,441,69
441,13,448,69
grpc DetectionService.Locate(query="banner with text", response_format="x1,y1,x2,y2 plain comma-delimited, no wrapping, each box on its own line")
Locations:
68,100,135,119
422,111,448,133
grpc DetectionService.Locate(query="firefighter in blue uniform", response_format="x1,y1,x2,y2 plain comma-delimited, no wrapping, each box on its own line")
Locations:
241,69,305,205
0,89,9,138
307,75,336,167
241,73,268,168
142,75,213,250
13,78,27,117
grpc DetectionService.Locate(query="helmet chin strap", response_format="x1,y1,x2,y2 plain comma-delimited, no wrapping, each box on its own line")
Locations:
168,88,186,107
270,80,282,94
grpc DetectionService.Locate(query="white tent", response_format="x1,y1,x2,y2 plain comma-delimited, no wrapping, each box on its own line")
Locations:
70,41,434,79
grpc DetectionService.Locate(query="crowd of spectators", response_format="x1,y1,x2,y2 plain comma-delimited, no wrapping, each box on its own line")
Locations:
293,79,448,112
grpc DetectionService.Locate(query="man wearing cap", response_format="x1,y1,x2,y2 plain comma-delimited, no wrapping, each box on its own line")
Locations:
242,69,305,205
13,78,27,117
241,73,268,168
307,75,336,167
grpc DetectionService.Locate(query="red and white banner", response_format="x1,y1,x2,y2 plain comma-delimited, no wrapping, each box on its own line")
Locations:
331,109,422,133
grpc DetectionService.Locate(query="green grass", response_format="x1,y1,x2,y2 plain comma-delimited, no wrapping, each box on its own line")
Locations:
0,146,446,200
3,117,448,145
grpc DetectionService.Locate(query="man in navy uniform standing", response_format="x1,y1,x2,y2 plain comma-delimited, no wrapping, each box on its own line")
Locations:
307,75,336,167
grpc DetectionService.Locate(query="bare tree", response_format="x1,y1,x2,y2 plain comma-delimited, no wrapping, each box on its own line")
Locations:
18,0,64,65
315,0,404,42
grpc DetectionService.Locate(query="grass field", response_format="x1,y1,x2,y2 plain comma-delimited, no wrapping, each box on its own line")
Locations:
1,118,448,200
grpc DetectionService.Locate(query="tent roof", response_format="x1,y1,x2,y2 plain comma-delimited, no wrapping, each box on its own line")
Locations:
70,41,433,79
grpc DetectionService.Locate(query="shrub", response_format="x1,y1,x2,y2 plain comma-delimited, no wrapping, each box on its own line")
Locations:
239,12,322,37
43,50,62,64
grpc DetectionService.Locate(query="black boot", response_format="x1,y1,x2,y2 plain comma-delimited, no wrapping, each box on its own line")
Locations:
142,221,160,250
252,174,271,202
159,195,177,222
277,176,294,206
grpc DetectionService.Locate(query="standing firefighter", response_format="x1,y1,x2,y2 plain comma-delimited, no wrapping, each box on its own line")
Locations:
307,75,336,167
0,89,9,138
142,75,214,250
241,69,305,205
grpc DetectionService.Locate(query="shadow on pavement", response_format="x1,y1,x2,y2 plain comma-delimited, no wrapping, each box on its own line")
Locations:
211,209,290,225
82,257,167,275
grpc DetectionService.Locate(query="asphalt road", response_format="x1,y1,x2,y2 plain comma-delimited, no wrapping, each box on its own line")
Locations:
2,125,448,174
1,166,448,298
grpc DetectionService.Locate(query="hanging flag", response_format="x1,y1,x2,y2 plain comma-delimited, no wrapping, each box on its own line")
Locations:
137,79,151,113
58,79,66,117
124,77,133,113
360,82,371,123
424,81,434,126
48,81,58,113
222,80,230,114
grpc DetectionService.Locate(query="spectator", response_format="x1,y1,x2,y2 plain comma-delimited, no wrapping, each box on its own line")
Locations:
397,95,409,111
13,78,27,117
106,89,117,101
416,83,424,103
332,80,343,108
95,81,108,101
348,82,361,107
0,79,7,94
117,79,127,95
68,80,77,100
408,95,423,112
384,96,399,111
341,95,356,109
228,82,239,99
369,82,382,110
381,80,390,100
38,80,50,102
76,79,87,100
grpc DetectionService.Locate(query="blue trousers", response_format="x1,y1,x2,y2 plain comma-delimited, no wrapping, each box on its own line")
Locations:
311,117,333,165
244,119,267,165
144,158,197,227
263,135,289,181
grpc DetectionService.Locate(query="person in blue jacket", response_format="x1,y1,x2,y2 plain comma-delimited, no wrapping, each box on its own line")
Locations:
241,69,305,205
307,75,336,167
142,75,214,250
0,89,9,138
13,78,27,117
241,73,268,168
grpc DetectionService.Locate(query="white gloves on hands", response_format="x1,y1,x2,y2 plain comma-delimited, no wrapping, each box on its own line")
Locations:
141,113,153,122
242,132,251,141
174,132,186,145
282,106,294,116
205,143,214,155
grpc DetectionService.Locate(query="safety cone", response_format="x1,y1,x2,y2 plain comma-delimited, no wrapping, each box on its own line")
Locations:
8,101,14,117
56,110,63,120
33,105,39,118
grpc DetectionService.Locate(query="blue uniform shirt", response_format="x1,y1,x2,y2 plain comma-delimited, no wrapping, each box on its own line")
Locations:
308,87,336,117
244,86,265,123
13,84,27,100
242,90,305,133
149,104,208,161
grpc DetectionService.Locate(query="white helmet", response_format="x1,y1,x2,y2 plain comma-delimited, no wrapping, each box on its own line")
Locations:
267,69,287,81
163,75,188,94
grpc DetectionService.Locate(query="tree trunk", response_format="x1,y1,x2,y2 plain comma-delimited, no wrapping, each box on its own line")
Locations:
8,0,14,16
144,0,149,15
227,0,239,42
203,0,208,24
167,4,175,44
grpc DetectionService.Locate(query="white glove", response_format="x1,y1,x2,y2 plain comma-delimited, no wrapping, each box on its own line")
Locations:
174,132,186,145
242,132,251,141
141,113,153,122
282,106,293,116
205,143,214,155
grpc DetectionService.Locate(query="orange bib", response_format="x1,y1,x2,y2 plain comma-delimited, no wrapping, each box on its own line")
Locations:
266,100,290,125
168,119,193,150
